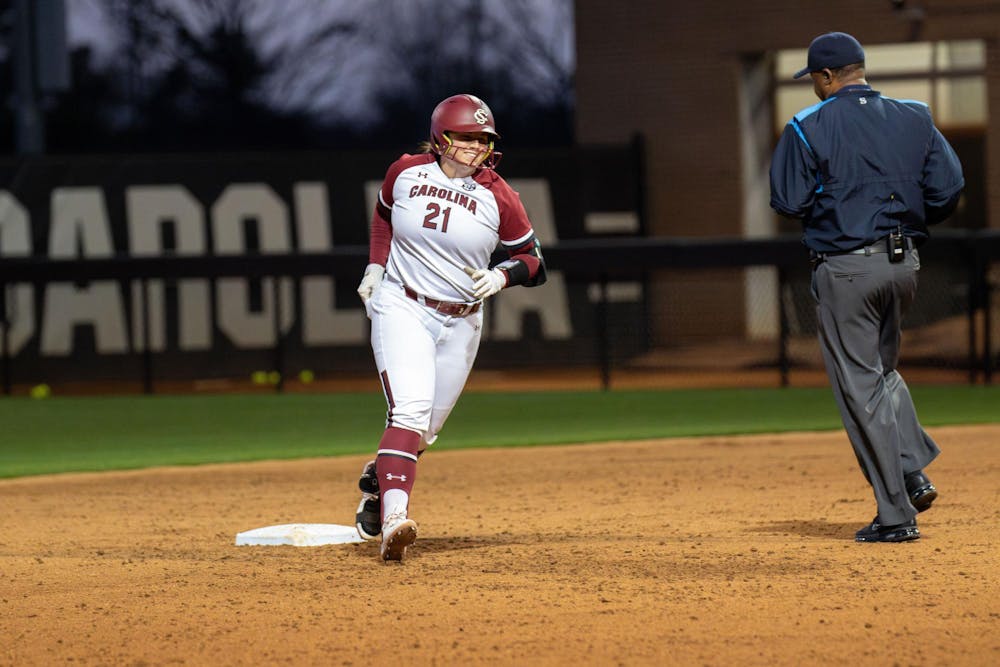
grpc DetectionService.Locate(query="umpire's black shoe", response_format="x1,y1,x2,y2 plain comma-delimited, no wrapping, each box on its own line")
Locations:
905,471,938,513
855,516,920,543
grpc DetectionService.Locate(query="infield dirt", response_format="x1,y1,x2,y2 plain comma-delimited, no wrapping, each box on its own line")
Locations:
2,425,998,666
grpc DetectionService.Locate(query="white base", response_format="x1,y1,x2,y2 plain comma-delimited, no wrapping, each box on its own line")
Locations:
235,523,365,546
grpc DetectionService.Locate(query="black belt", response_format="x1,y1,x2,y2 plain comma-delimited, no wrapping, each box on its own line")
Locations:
811,236,913,263
403,286,482,317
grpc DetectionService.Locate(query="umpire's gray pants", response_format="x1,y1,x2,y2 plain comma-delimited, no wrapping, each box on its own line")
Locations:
811,248,940,526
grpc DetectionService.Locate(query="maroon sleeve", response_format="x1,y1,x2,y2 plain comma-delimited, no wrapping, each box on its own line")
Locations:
489,175,534,245
504,239,541,279
489,176,541,282
368,154,434,266
471,173,546,287
368,205,392,266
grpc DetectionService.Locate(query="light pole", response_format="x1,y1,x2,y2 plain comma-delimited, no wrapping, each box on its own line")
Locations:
12,0,44,154
10,0,69,154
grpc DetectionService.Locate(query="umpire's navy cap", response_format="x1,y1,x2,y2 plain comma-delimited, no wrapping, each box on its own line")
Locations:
794,32,865,78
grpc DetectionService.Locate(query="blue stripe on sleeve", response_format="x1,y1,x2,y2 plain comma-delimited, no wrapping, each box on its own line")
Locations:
790,119,814,153
793,97,835,122
789,97,838,153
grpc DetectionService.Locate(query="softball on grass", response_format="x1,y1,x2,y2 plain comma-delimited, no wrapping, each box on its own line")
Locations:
30,383,51,399
251,370,268,385
298,369,315,384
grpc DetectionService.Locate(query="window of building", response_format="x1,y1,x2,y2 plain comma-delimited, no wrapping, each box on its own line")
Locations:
774,40,986,128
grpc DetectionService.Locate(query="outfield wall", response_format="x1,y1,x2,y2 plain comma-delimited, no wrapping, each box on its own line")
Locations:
0,146,647,386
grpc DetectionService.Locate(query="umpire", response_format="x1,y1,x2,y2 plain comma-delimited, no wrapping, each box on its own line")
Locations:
770,32,964,542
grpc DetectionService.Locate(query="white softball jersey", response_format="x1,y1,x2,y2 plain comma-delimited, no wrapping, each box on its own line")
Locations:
379,153,534,302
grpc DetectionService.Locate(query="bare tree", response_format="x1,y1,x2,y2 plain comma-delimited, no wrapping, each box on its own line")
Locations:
50,0,574,152
55,0,366,150
348,0,574,143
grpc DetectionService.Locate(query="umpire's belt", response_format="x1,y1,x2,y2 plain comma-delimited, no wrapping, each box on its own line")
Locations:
810,236,913,264
404,285,482,317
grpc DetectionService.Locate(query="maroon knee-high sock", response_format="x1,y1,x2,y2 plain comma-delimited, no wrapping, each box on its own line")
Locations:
375,427,419,515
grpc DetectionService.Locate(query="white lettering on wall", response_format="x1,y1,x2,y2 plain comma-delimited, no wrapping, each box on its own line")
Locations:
126,185,211,352
3,176,580,365
0,191,35,355
211,184,294,348
41,188,128,355
296,182,366,345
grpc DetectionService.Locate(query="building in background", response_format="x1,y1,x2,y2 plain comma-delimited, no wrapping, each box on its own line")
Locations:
574,0,998,344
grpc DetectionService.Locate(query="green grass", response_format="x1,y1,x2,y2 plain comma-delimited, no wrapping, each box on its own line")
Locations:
1,386,996,478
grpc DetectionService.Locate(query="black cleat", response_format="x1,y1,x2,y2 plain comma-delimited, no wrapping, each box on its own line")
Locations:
355,460,381,540
855,516,920,543
905,471,937,513
358,459,379,496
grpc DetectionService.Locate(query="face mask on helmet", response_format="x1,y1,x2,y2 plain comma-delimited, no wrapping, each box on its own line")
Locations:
430,94,503,169
437,132,497,168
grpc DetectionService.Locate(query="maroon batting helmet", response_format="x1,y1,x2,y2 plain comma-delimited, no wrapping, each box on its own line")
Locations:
429,94,501,169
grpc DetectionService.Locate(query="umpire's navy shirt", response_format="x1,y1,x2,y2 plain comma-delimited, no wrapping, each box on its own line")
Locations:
770,84,964,253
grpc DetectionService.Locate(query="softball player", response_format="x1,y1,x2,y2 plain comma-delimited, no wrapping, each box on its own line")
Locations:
354,94,547,561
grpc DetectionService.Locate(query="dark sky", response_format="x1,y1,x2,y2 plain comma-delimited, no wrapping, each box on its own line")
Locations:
66,0,575,131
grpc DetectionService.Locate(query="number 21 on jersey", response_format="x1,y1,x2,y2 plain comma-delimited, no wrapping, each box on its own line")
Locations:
422,203,451,233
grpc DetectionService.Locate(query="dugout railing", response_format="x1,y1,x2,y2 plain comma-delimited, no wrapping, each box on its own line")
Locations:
1,230,998,394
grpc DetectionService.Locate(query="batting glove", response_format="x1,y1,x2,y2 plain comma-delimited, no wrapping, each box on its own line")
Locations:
464,266,507,299
357,263,385,303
